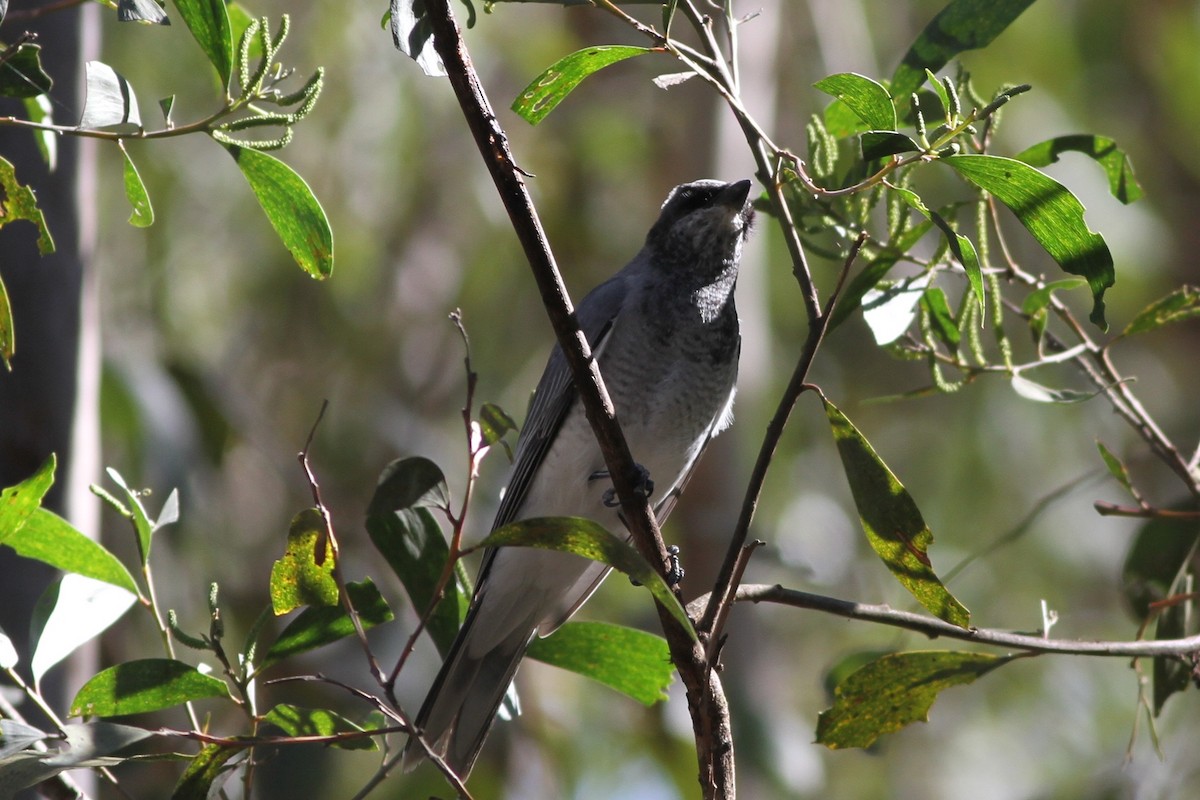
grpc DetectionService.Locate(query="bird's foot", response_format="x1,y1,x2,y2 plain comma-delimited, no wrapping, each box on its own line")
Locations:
596,464,655,508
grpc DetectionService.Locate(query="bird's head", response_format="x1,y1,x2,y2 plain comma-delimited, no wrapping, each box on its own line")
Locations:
644,179,755,280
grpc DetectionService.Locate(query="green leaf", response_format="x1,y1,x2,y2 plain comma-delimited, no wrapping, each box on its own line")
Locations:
0,272,11,370
0,43,53,97
263,704,378,751
258,580,393,670
829,218,933,332
1010,374,1103,404
478,402,517,451
1016,134,1143,205
921,287,960,349
0,454,55,544
171,743,239,800
481,517,695,638
172,0,233,86
945,154,1114,330
224,145,334,278
891,0,1037,101
512,46,653,125
365,457,465,657
1096,441,1136,498
269,508,337,616
70,659,230,717
1021,278,1085,342
823,398,970,627
1122,511,1199,620
860,131,921,161
888,187,983,313
22,94,57,169
104,467,155,564
813,73,897,131
816,651,1012,748
0,155,56,255
6,508,139,594
1122,285,1200,336
1153,596,1193,715
120,144,154,227
528,621,672,706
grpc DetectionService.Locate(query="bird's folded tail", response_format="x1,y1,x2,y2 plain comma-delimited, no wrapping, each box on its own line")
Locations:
401,610,534,778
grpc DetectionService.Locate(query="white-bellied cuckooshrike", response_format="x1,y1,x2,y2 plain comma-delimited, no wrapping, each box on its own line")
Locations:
405,179,755,777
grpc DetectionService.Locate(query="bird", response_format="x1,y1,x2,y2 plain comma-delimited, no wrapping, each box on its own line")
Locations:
405,178,755,777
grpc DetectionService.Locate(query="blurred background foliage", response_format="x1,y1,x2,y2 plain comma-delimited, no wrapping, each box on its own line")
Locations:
35,0,1200,797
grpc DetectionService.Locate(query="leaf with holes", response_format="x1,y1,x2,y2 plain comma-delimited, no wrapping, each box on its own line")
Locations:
513,46,653,125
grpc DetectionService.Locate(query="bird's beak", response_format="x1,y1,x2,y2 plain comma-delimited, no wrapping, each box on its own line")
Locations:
719,179,753,210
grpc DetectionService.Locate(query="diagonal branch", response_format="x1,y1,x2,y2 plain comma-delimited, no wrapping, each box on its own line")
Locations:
421,2,733,797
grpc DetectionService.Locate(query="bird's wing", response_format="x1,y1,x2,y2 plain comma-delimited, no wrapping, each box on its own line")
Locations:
475,272,632,580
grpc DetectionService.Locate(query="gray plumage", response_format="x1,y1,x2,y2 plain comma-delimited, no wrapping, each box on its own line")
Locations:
405,179,755,777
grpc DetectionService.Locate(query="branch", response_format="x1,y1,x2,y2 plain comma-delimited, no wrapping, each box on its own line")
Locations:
723,584,1200,658
421,2,732,797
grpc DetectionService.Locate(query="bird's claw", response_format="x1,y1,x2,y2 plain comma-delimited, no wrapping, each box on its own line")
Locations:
597,464,655,508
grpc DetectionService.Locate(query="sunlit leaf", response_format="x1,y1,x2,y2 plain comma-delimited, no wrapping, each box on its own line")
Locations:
891,0,1037,101
829,218,933,332
824,398,970,627
817,651,1013,748
263,704,378,750
0,455,55,544
118,0,169,24
70,659,230,717
104,467,156,564
0,631,18,669
170,742,239,800
269,508,337,616
173,0,233,86
861,274,929,345
1017,134,1143,205
390,0,445,77
224,145,334,279
513,45,653,125
120,143,154,227
813,73,897,131
4,505,138,594
0,155,55,256
1122,285,1200,336
31,575,138,684
888,186,983,312
0,273,10,370
79,61,141,130
1010,374,1102,404
481,518,695,637
945,154,1114,330
528,621,672,705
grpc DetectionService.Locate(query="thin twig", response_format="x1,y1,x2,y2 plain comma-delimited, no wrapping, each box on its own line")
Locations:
723,584,1200,658
297,402,385,684
700,232,865,638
